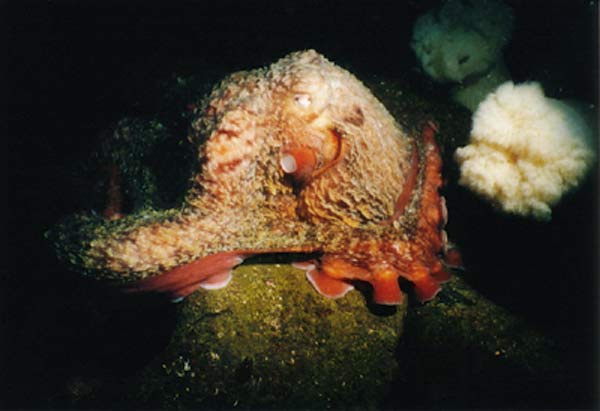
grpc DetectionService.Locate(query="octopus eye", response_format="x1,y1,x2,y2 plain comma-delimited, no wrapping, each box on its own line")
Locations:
294,94,312,108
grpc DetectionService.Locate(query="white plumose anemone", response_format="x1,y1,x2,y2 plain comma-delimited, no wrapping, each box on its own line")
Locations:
454,81,596,220
411,0,514,111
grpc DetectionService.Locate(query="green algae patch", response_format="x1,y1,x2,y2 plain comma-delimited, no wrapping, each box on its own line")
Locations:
133,262,407,409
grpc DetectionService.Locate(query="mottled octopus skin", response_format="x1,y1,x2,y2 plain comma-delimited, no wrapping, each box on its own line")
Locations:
84,50,457,305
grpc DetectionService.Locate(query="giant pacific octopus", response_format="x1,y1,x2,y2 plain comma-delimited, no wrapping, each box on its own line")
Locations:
55,50,461,306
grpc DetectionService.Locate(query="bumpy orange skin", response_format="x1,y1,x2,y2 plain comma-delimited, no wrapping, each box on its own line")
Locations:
80,50,458,305
303,121,452,305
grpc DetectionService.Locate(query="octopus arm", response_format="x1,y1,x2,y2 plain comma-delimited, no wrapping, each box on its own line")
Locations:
118,251,248,301
298,256,404,305
295,260,355,299
369,268,405,305
406,120,454,301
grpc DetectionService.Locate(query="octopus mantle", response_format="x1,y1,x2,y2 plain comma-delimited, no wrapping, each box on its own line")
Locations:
54,50,459,306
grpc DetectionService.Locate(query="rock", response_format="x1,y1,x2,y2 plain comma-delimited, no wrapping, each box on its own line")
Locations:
129,261,407,409
65,264,564,409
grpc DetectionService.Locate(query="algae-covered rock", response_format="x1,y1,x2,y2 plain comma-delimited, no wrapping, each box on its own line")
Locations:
131,262,406,409
390,275,565,408
407,275,557,370
69,265,563,409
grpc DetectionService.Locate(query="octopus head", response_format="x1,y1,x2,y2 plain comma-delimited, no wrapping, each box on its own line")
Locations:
276,51,345,185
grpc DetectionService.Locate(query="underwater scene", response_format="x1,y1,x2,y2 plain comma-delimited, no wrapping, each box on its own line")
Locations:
4,0,598,409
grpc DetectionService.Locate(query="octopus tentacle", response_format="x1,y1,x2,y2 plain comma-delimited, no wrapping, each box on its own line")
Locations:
119,251,248,300
302,266,355,299
369,267,405,305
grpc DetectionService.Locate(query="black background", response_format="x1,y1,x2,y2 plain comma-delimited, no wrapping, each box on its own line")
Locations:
3,0,598,408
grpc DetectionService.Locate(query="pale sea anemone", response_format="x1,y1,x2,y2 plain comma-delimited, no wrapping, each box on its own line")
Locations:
411,0,514,111
454,81,596,220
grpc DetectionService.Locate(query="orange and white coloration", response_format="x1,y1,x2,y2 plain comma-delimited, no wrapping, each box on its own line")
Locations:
80,50,459,305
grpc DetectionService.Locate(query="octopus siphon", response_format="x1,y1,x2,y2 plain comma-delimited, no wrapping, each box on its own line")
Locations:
51,50,461,305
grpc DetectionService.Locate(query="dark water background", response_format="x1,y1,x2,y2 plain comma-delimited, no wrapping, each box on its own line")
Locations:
4,0,598,408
